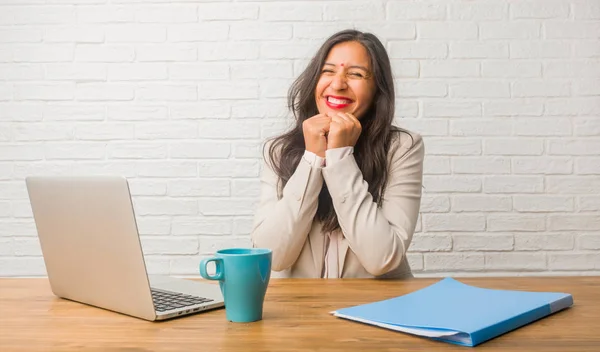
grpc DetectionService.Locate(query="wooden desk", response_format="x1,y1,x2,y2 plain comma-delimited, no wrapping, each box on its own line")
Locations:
1,277,598,351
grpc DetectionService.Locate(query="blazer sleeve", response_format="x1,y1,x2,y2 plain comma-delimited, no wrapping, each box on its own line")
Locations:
321,132,425,276
250,142,324,271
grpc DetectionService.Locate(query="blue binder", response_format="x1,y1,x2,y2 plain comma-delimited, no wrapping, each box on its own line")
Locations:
332,278,573,347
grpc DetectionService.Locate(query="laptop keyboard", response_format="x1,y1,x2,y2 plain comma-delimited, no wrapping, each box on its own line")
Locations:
151,288,214,312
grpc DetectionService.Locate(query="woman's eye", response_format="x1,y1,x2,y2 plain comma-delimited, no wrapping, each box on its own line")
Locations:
321,69,335,74
349,72,364,78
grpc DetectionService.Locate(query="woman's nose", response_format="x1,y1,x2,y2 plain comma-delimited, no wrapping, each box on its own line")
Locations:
330,73,348,91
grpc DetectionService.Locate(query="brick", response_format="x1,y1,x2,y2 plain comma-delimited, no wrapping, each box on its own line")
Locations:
409,234,452,252
135,5,197,23
14,124,74,141
0,183,28,200
514,196,574,212
76,44,134,62
485,252,546,270
0,6,74,25
200,42,258,61
482,61,542,78
397,81,447,97
388,2,446,20
515,234,574,251
144,257,170,275
450,42,508,58
134,199,197,216
0,145,44,161
452,196,512,212
198,3,258,20
514,118,571,136
419,23,477,39
128,181,167,196
109,105,167,121
354,23,416,40
260,78,295,98
230,24,292,40
232,180,261,198
0,220,37,236
70,162,136,177
484,176,543,193
453,234,514,251
262,119,296,139
423,156,451,175
548,215,600,231
168,180,230,197
233,141,262,159
0,257,46,276
198,160,260,178
544,21,600,39
485,139,544,155
231,62,293,80
548,140,600,155
453,157,511,174
0,28,42,43
12,162,72,179
199,236,252,255
140,237,198,255
395,100,419,118
14,83,74,101
419,195,450,213
137,84,197,101
293,23,354,39
261,3,321,21
0,238,12,255
426,138,481,155
0,64,43,81
574,80,600,96
198,199,258,216
574,41,600,58
579,196,600,211
421,61,479,78
573,0,600,19
545,98,600,116
44,26,104,43
233,217,254,236
423,176,481,193
136,161,197,178
424,253,485,271
105,25,166,43
135,122,198,140
389,42,448,59
544,62,600,78
423,214,486,232
484,99,544,116
397,118,447,136
108,63,168,81
510,41,571,58
45,143,105,160
13,238,42,256
77,5,136,23
450,82,510,98
449,3,508,20
548,253,600,271
487,215,546,232
391,60,420,78
45,63,107,81
261,42,319,60
480,23,540,39
108,142,166,159
324,2,384,20
547,176,600,194
511,1,570,19
198,82,258,100
407,253,424,271
137,44,196,62
423,102,481,117
170,256,201,275
170,103,230,120
76,83,135,101
450,119,512,136
578,234,600,250
576,157,600,174
172,217,232,236
0,104,42,122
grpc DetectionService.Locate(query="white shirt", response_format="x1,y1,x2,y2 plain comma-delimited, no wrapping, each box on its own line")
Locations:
302,147,353,278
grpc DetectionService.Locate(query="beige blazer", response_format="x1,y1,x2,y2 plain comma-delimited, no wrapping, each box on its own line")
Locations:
251,129,424,278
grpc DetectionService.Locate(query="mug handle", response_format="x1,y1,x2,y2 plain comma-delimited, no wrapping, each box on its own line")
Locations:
199,258,224,281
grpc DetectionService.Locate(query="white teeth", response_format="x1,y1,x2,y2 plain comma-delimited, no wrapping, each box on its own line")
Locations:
327,96,352,105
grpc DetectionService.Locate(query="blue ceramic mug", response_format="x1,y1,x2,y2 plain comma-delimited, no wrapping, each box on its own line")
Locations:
199,248,272,323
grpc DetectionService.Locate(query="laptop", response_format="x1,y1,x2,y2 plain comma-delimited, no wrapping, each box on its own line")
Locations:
25,176,225,321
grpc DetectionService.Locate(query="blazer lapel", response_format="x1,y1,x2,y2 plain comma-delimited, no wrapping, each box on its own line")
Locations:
338,236,350,277
308,221,325,277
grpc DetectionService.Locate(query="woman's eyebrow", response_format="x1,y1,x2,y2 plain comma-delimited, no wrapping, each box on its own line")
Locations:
324,62,369,71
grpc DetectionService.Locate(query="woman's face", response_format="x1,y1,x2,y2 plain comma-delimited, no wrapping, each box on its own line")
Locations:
315,41,377,120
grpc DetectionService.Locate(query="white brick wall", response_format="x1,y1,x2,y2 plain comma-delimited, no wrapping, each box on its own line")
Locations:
0,0,599,277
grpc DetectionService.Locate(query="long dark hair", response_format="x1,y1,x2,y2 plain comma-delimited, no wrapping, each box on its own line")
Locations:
266,29,401,233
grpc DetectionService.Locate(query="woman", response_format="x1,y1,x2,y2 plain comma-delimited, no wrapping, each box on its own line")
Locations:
251,29,424,278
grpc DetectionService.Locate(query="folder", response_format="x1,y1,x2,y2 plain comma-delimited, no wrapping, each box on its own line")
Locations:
332,278,573,347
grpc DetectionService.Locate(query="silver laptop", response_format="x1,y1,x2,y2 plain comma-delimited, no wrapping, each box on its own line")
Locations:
25,176,224,321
